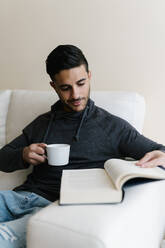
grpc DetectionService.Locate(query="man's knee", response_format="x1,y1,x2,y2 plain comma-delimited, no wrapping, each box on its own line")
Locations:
0,224,21,248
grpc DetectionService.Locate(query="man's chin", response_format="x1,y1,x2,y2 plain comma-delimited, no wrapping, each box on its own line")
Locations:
63,99,88,112
63,103,83,112
70,104,86,112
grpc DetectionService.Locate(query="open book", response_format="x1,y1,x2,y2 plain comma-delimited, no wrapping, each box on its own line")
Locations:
59,159,165,205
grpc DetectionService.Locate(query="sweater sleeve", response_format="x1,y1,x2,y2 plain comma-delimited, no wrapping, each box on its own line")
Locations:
119,123,165,160
0,131,30,172
0,113,49,173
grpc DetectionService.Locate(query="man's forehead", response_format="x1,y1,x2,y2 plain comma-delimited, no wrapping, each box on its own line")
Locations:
54,65,88,84
55,78,87,86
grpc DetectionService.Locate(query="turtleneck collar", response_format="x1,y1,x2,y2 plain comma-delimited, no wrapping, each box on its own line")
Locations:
43,99,95,143
50,98,94,120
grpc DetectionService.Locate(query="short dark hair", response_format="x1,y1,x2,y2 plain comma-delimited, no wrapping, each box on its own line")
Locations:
46,45,89,81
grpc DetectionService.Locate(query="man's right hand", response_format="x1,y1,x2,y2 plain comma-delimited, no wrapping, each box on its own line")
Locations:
23,143,47,166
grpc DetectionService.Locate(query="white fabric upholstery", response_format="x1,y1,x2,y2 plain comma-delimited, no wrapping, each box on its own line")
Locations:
27,180,165,248
0,90,11,148
161,240,165,248
90,91,145,133
6,90,58,143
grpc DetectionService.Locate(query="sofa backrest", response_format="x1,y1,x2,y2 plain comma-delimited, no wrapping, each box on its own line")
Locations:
0,89,145,190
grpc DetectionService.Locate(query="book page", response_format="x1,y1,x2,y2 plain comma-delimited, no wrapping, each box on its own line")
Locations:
60,168,122,205
104,159,165,190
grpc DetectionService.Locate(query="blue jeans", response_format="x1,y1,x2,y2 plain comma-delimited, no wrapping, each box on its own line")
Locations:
0,190,51,248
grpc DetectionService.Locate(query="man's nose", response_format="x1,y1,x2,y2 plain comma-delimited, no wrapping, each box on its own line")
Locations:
71,87,79,99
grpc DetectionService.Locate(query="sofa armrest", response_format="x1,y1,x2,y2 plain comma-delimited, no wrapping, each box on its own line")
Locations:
27,180,165,248
0,167,32,190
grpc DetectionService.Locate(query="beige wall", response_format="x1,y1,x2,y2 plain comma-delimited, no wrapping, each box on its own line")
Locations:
1,0,165,144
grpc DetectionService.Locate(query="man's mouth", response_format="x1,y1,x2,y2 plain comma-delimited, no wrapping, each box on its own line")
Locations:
71,100,81,106
69,98,83,107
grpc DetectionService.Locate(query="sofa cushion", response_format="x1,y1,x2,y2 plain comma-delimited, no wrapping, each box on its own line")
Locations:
6,90,58,143
0,90,11,148
90,91,145,133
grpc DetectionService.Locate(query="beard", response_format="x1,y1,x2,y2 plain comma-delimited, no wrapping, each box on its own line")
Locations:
62,87,90,112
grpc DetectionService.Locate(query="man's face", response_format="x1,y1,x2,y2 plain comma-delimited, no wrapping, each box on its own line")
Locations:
50,65,91,112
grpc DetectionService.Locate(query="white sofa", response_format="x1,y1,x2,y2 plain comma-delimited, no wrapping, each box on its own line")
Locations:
0,89,165,248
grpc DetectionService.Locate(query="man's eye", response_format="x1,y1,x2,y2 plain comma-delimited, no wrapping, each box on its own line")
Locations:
60,87,69,91
78,82,85,86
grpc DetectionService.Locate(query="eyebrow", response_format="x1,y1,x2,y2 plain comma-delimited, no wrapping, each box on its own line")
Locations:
76,78,86,83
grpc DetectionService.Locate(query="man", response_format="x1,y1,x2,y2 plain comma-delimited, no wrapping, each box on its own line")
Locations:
0,44,165,247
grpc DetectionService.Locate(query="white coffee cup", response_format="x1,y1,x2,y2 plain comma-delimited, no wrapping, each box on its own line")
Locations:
46,144,70,166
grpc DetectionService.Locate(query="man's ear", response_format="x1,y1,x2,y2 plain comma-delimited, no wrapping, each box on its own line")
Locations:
88,71,91,80
50,81,59,96
50,81,56,90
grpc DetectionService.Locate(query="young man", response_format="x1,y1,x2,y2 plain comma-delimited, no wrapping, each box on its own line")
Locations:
0,44,165,247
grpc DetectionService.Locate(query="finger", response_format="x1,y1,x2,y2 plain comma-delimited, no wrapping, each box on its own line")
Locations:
140,158,160,168
30,143,47,150
38,143,47,148
30,145,46,155
136,152,154,165
36,143,47,154
35,146,46,155
29,152,46,163
29,155,47,165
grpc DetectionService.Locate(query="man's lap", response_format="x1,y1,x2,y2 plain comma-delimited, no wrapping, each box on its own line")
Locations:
0,190,51,248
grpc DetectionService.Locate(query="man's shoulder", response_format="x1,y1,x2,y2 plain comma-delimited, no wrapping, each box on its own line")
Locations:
35,111,52,121
94,105,132,129
27,111,52,125
94,105,118,121
23,111,52,132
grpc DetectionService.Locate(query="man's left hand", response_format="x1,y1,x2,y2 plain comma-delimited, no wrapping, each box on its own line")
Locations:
136,150,165,168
